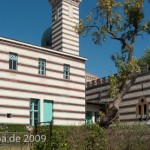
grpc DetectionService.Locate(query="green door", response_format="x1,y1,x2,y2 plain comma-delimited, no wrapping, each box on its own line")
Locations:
86,111,92,124
44,100,53,123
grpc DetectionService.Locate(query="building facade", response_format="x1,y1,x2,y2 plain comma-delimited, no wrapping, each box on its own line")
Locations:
86,67,150,124
85,72,99,83
0,0,86,126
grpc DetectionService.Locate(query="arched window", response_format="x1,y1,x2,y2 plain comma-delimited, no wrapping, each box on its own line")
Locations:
136,97,149,121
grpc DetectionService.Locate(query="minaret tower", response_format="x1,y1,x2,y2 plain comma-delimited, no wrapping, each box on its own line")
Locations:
49,0,82,55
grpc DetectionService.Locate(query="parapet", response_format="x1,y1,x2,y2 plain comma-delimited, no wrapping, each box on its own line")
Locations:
86,77,109,89
86,65,150,89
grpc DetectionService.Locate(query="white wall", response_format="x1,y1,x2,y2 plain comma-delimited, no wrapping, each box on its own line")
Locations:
0,38,86,125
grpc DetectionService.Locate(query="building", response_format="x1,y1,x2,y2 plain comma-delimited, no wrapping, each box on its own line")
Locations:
0,0,86,126
85,72,99,83
86,67,150,124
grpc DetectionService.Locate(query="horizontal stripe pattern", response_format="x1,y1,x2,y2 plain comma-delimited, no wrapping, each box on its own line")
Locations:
0,113,29,118
0,86,85,99
0,50,85,71
0,104,28,110
54,109,85,114
0,96,85,107
86,73,150,101
14,60,85,77
54,117,85,121
0,68,85,85
54,101,85,107
0,1,86,125
0,3,85,127
0,77,85,93
51,0,79,55
0,95,29,101
86,71,150,123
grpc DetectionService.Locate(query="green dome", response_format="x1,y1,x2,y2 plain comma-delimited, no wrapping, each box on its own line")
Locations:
41,27,52,48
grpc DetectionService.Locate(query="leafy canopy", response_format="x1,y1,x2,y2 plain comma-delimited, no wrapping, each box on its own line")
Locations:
76,0,149,44
139,48,150,67
76,0,150,99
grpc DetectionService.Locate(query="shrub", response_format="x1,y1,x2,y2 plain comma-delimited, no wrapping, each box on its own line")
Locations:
105,124,150,150
0,124,27,132
1,123,150,150
34,124,105,150
34,124,150,150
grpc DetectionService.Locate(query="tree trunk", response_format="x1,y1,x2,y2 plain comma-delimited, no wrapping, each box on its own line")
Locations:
99,99,120,128
99,76,137,128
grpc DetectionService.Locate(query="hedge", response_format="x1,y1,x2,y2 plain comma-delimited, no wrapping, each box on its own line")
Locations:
0,124,150,150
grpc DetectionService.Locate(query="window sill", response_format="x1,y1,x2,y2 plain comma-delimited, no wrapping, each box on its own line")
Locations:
9,69,18,72
38,74,46,76
63,78,71,81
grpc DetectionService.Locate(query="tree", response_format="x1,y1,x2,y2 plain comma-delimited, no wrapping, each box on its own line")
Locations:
75,0,150,128
139,48,150,67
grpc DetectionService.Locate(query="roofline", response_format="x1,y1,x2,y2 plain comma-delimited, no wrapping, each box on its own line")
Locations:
0,36,87,61
85,72,99,78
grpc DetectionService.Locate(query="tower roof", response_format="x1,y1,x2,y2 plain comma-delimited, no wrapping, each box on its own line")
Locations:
41,27,52,48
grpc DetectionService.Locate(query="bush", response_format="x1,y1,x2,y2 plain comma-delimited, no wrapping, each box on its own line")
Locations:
34,124,150,150
0,124,27,132
105,124,150,150
34,124,105,150
1,123,150,150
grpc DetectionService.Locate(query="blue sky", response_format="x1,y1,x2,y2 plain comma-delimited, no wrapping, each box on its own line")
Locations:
0,0,150,78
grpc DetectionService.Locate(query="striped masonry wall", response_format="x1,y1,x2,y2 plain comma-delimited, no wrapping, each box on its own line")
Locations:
0,37,86,125
50,0,79,55
86,71,150,124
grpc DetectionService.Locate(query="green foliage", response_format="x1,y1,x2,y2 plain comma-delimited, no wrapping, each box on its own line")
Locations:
32,124,150,150
75,0,149,44
1,124,150,150
34,124,106,150
139,48,150,67
0,124,27,132
85,124,106,150
76,0,149,101
105,124,150,150
109,57,141,98
109,75,119,98
124,0,144,28
142,19,150,33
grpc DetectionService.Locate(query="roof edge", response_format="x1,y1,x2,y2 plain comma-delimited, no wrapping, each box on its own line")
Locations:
0,36,87,61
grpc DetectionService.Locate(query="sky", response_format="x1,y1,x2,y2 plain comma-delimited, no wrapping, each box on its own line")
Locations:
0,0,150,78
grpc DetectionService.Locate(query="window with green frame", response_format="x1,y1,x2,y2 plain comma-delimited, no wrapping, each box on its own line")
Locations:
63,64,70,79
39,58,46,75
30,99,40,126
9,52,18,70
